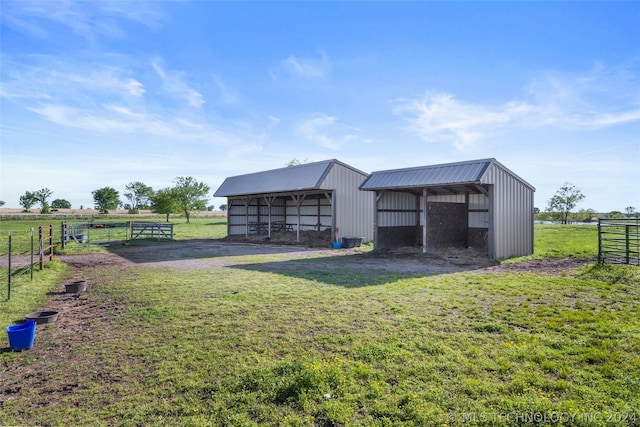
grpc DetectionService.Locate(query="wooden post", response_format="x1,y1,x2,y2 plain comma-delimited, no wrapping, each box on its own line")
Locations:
48,224,53,262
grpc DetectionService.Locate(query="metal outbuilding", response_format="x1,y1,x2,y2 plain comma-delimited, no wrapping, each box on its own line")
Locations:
214,159,374,244
359,158,535,259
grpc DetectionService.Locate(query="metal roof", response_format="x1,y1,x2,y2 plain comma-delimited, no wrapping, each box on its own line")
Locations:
214,159,366,197
359,158,534,194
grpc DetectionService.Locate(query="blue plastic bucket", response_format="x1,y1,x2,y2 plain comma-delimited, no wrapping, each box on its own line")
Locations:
332,241,342,249
6,320,36,351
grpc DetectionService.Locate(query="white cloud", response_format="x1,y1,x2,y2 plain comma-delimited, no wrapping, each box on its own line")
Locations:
394,93,532,150
1,0,166,41
152,60,205,108
268,116,281,128
296,113,364,150
395,62,640,150
278,52,330,79
0,59,145,101
297,114,338,149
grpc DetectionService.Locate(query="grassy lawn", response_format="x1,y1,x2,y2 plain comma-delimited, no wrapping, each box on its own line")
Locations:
1,221,639,426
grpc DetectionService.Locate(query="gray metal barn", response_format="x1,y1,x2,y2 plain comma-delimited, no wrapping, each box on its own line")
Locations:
214,159,374,244
359,158,535,259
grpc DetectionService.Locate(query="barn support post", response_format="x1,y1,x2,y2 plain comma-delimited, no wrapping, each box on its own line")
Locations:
464,192,470,248
244,197,249,237
264,195,276,238
328,191,336,243
422,187,428,254
374,191,383,249
292,193,306,242
487,185,496,259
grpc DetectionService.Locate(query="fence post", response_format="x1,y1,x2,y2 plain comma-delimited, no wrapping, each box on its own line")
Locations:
597,219,602,264
48,224,53,263
30,228,34,280
61,221,66,251
7,232,11,300
39,226,44,270
626,225,630,265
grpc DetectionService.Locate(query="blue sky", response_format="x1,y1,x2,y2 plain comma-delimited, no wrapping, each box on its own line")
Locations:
1,1,639,212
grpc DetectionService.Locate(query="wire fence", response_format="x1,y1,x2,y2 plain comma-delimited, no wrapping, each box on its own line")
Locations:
1,226,55,300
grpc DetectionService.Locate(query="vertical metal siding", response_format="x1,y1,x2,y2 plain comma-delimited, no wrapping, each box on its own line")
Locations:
323,165,375,241
482,164,534,258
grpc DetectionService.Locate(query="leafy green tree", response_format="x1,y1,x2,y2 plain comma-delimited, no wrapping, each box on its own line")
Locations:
219,204,227,212
19,191,37,212
150,188,179,222
0,200,5,207
124,181,154,213
172,176,210,223
546,182,586,224
92,187,121,214
33,188,53,214
625,206,636,218
51,199,72,209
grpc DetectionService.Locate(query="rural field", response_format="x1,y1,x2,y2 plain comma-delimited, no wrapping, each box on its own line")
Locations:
0,217,639,426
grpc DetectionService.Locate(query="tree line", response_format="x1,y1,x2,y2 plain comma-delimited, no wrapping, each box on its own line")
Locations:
539,182,637,224
13,176,210,224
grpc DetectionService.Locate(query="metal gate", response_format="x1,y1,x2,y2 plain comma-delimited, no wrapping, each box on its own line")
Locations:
598,218,640,265
61,221,130,248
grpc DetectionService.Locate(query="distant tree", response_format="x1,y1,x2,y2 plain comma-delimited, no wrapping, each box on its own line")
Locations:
625,206,636,218
150,188,178,222
51,199,72,209
219,204,227,212
172,176,210,223
19,191,37,212
546,182,586,224
92,187,120,214
286,158,308,167
607,211,625,219
32,188,53,214
124,181,154,214
533,207,540,215
575,208,597,223
0,200,5,207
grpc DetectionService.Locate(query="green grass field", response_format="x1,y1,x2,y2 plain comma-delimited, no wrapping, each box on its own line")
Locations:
1,220,638,426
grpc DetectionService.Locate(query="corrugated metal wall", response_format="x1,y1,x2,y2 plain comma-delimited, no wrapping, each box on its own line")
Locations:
225,161,374,240
376,191,416,226
376,192,490,229
482,163,534,259
323,165,375,241
372,167,533,259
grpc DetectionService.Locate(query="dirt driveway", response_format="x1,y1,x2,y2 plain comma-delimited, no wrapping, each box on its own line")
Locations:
56,239,590,276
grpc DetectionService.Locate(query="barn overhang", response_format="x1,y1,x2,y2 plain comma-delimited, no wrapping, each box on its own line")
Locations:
225,189,336,242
